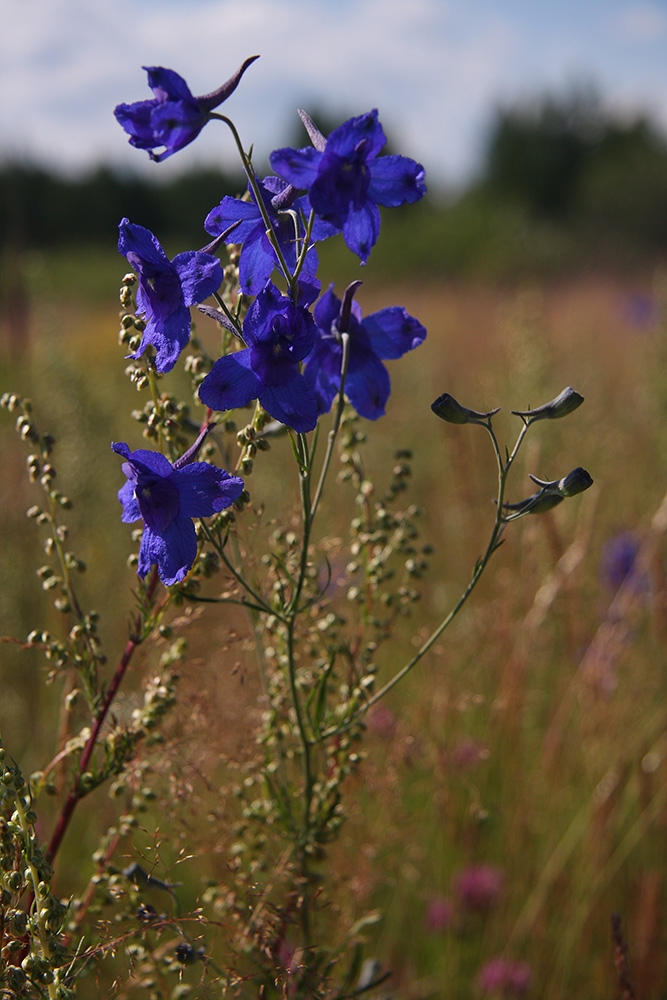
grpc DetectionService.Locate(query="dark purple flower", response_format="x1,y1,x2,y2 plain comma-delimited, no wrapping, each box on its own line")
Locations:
270,109,426,262
198,282,319,433
303,282,426,420
114,57,258,162
204,176,335,296
113,442,243,586
453,864,504,911
119,218,223,373
476,958,532,996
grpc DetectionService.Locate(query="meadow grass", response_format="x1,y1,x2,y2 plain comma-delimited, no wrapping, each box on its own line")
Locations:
0,250,665,997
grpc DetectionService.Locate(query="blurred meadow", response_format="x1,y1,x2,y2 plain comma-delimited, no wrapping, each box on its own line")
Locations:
1,90,667,998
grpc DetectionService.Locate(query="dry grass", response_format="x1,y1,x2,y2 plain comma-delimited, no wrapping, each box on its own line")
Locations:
1,264,666,997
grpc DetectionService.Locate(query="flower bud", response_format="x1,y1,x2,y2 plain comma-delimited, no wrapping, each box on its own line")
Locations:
511,387,584,422
431,393,500,424
557,466,594,496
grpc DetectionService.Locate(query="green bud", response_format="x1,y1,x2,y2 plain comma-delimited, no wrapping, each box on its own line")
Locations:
431,393,500,424
511,386,584,422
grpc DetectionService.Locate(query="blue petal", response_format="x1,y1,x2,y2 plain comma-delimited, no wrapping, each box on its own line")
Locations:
270,146,322,189
118,219,170,270
251,335,300,387
139,520,198,586
114,445,173,478
135,475,180,532
368,154,427,207
259,375,319,433
172,251,223,307
309,150,370,226
198,349,261,411
238,229,277,295
345,349,391,421
132,302,192,374
242,283,289,347
143,67,197,105
175,464,244,518
325,110,385,160
313,286,342,334
303,340,341,416
341,202,380,262
205,197,262,241
361,307,427,359
118,480,141,523
114,99,157,149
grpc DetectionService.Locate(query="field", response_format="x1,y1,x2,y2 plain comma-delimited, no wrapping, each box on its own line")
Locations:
0,248,666,998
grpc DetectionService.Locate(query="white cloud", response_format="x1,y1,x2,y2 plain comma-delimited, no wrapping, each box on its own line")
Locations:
0,0,666,184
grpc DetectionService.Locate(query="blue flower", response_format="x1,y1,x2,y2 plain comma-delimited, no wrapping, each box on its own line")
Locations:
113,442,243,586
114,57,258,162
204,176,335,296
270,109,426,263
304,283,427,420
199,282,319,433
119,218,223,373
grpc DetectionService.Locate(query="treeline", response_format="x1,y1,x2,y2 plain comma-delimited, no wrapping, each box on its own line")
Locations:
476,88,667,249
2,89,667,277
0,164,247,251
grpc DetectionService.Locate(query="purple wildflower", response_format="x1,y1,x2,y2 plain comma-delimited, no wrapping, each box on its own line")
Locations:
113,442,243,586
303,282,426,420
476,958,532,996
425,896,455,932
453,864,504,911
270,109,426,262
114,57,259,162
198,282,319,433
600,532,641,591
452,739,489,770
119,218,223,373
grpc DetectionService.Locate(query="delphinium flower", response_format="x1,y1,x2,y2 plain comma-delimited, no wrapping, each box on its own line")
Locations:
270,109,426,262
114,56,259,162
119,218,223,373
198,282,319,433
113,442,243,586
303,282,427,420
204,176,335,297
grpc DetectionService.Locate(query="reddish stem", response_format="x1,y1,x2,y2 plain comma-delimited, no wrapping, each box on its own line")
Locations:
46,570,159,864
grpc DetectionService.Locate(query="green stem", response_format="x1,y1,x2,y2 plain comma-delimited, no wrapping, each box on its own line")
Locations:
13,794,58,999
311,332,350,519
316,417,530,740
146,362,163,453
212,114,295,296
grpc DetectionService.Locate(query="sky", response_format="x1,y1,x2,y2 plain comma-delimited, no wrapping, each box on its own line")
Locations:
1,0,666,188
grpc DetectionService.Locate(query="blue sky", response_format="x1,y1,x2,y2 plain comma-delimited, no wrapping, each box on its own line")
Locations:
1,0,666,186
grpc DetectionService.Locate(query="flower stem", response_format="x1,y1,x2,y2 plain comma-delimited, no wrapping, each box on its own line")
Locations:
45,568,160,864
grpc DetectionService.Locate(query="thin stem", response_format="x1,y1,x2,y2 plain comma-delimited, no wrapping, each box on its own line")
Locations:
146,363,163,453
13,793,58,999
45,569,160,864
311,332,350,519
211,114,294,295
199,520,279,619
316,417,530,740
